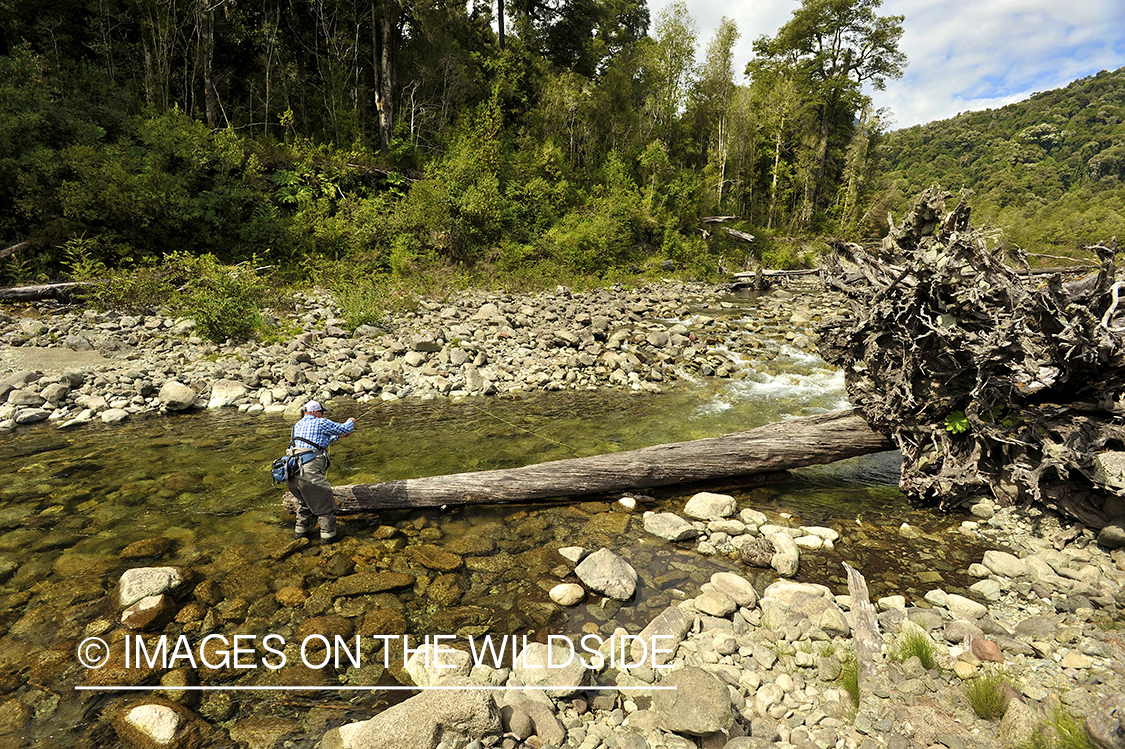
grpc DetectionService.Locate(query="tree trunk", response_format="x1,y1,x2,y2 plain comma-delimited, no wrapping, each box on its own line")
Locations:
0,282,89,302
282,409,893,514
372,0,398,154
498,0,505,49
767,128,782,230
200,0,217,127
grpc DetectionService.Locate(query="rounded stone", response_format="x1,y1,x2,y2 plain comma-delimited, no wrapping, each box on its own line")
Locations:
549,583,585,606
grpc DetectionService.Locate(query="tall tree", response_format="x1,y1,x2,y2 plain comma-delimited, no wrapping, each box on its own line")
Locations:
750,0,905,229
642,0,696,145
692,17,739,207
372,0,401,154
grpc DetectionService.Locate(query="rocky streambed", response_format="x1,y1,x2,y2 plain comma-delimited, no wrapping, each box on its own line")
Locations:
0,280,830,429
50,488,1125,749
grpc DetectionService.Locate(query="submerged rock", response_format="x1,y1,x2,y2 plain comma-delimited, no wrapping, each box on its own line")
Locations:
574,547,638,601
118,567,186,607
320,677,500,749
548,583,585,606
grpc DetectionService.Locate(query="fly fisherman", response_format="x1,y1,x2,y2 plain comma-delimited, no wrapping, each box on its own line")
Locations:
287,399,355,544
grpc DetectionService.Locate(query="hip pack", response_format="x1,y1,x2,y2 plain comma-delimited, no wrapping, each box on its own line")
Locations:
270,435,326,484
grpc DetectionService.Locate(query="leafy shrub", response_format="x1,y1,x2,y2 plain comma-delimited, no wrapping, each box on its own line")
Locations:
174,253,264,341
68,245,267,341
329,274,388,332
66,236,176,310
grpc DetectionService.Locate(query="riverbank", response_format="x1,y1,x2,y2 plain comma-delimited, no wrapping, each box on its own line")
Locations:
0,279,835,429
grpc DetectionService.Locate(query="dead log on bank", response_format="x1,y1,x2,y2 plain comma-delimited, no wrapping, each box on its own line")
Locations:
0,282,88,302
282,409,893,514
816,186,1125,529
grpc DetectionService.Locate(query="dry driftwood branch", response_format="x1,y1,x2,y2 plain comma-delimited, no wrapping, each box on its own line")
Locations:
733,268,819,279
0,239,45,260
0,282,89,302
844,562,882,684
283,409,893,513
817,186,1124,528
723,228,756,243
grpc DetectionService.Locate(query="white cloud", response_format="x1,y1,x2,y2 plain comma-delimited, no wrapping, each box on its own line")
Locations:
647,0,1125,128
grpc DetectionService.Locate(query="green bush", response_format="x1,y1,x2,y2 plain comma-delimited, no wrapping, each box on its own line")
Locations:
174,254,264,341
67,245,267,341
329,274,389,332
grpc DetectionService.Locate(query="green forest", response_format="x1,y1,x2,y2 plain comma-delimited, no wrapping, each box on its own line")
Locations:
0,0,1122,335
879,67,1125,255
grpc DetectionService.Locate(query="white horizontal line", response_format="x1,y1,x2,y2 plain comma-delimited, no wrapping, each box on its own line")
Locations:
75,685,677,692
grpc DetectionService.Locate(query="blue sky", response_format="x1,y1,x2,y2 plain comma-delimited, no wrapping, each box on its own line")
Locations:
647,0,1125,129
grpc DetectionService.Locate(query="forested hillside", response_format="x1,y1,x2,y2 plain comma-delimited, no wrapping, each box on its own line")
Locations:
878,67,1125,256
0,0,905,292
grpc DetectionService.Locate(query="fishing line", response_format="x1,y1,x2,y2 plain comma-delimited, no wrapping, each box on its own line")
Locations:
464,401,576,453
344,392,576,452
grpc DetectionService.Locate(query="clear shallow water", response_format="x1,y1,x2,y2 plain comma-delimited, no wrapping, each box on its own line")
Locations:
0,321,991,745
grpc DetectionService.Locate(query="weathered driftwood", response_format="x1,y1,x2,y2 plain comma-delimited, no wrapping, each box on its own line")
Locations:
0,282,88,302
723,228,756,243
843,562,882,686
0,239,44,260
733,268,819,279
282,409,893,514
817,186,1125,529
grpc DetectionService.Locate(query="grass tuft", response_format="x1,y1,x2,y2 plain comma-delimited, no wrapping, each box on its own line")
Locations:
838,653,860,710
964,669,1016,721
890,624,940,670
1012,708,1097,749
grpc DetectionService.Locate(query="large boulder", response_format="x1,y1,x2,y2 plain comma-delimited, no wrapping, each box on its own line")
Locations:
981,550,1029,578
405,642,473,687
159,381,198,411
1085,694,1125,749
207,379,248,409
708,572,758,609
320,677,501,749
512,641,590,698
652,666,734,736
631,606,694,666
683,492,736,519
1099,517,1125,550
643,512,701,542
574,548,638,601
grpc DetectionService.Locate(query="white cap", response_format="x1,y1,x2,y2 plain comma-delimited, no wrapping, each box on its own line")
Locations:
303,400,327,413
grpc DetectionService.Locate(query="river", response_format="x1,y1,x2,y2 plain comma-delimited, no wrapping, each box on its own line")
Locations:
0,328,992,746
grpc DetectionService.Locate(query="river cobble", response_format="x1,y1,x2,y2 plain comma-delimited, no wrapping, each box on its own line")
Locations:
0,280,841,430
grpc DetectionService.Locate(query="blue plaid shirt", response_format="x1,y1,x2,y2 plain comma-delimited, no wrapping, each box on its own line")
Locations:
291,414,353,450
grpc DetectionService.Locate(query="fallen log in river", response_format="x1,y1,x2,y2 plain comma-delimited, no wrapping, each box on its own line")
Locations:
283,408,894,514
